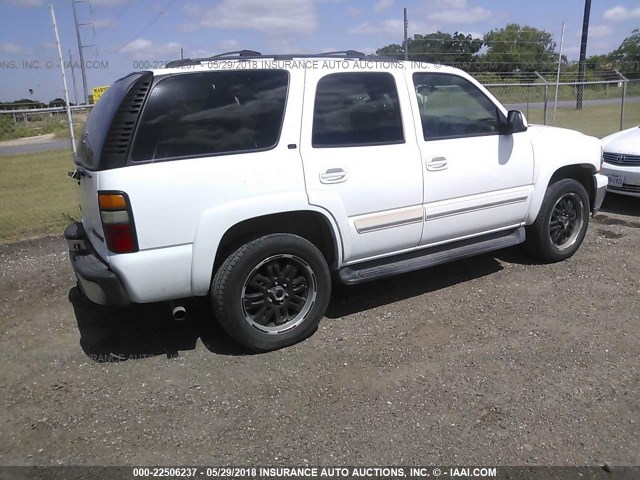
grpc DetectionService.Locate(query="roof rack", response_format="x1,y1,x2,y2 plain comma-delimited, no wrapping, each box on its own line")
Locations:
314,51,401,62
317,50,366,59
210,49,262,59
164,49,399,69
165,50,263,68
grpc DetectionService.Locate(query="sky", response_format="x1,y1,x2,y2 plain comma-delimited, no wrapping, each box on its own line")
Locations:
0,0,638,102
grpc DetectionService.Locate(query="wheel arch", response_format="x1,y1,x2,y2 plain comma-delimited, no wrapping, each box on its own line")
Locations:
191,199,343,296
549,164,597,205
527,163,597,224
213,211,341,273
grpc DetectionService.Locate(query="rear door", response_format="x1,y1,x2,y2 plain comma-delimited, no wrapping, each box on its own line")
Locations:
300,68,424,263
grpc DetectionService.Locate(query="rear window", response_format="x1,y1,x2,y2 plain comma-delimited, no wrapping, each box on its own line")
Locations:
130,70,289,162
77,72,144,169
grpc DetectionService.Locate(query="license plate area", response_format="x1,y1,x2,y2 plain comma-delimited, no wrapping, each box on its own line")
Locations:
608,174,624,188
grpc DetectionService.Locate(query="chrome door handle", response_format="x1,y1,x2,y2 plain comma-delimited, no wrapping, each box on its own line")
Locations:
320,168,347,183
426,157,448,171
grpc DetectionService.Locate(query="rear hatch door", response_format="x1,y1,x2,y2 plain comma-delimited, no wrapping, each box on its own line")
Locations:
76,168,108,261
74,71,152,261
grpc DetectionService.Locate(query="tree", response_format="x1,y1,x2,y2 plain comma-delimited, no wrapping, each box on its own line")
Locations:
610,29,640,77
0,98,45,110
611,29,640,60
377,31,483,65
48,98,66,108
376,43,405,58
481,24,557,72
584,54,612,73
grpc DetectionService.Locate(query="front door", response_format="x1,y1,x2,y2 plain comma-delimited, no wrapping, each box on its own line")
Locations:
410,71,535,246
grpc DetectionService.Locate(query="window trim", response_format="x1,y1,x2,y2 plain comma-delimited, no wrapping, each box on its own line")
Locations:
127,69,291,165
312,138,406,149
311,71,406,149
412,72,507,142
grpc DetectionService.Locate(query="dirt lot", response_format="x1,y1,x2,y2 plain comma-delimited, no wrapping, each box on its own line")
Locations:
0,195,638,468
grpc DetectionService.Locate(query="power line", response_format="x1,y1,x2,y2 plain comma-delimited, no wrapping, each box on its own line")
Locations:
110,0,178,54
114,0,134,19
95,1,134,37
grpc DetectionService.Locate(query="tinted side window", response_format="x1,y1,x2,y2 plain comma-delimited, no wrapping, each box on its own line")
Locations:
312,72,404,147
131,70,289,162
413,73,502,141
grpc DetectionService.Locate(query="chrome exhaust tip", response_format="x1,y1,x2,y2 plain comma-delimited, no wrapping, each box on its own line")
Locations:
170,301,187,321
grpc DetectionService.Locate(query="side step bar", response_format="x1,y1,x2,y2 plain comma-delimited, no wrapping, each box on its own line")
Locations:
338,227,526,285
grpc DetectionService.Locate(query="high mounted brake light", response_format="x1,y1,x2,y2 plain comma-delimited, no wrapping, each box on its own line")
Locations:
98,192,138,254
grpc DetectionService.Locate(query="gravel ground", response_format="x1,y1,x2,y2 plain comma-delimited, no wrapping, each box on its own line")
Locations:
0,194,638,468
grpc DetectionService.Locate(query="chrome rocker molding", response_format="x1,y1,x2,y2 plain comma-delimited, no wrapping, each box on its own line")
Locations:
338,227,525,285
426,196,529,220
353,206,423,234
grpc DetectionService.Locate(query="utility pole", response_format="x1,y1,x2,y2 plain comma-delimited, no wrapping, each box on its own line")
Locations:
72,0,94,105
50,4,76,156
553,21,565,125
69,49,79,106
576,0,592,110
403,8,408,61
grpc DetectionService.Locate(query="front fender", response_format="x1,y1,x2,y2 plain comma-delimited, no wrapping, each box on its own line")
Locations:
525,126,601,224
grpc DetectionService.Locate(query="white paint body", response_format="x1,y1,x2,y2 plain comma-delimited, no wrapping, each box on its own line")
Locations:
601,126,640,198
78,60,606,303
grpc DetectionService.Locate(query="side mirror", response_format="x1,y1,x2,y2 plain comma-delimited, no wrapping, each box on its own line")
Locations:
503,110,528,135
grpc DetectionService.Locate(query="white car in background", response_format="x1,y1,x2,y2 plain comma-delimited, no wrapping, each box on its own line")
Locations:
602,126,640,198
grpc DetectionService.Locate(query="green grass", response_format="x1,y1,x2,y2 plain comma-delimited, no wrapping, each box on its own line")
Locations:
0,115,85,142
53,122,84,140
523,103,640,138
0,150,80,243
0,120,68,142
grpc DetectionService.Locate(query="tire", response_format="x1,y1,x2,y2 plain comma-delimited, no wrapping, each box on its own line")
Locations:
211,234,331,352
526,178,590,262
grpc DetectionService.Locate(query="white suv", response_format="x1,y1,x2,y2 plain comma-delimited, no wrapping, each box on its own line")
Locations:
65,50,608,351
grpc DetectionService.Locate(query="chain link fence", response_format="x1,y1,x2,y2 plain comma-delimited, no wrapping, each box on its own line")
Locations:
0,106,90,142
0,77,639,244
479,73,640,136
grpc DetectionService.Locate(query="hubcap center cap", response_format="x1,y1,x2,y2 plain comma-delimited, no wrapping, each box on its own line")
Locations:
269,286,287,303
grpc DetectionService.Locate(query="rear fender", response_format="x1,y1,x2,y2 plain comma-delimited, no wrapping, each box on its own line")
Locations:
190,193,343,295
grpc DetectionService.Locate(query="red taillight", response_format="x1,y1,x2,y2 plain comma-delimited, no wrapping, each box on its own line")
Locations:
103,224,136,253
98,192,138,254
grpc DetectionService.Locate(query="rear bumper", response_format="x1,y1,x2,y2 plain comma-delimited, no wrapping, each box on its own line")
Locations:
592,173,608,215
64,222,130,306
